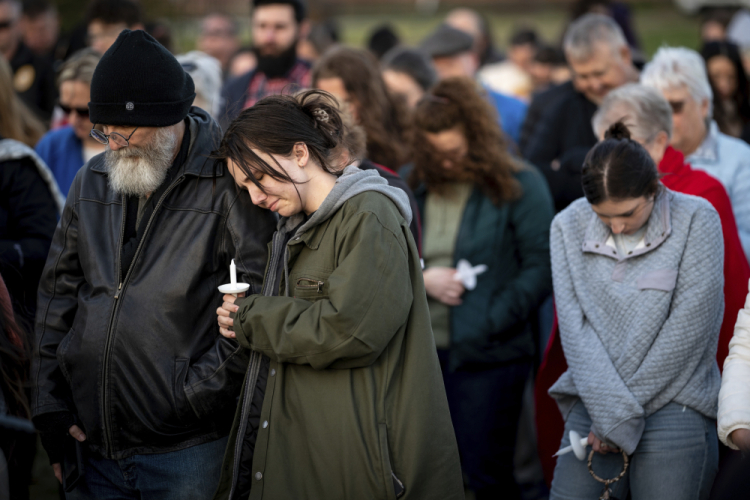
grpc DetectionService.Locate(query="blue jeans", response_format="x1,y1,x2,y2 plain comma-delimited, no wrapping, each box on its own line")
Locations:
65,436,228,500
550,402,718,500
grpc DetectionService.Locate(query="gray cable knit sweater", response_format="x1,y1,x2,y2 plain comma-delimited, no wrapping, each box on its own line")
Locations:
549,188,724,455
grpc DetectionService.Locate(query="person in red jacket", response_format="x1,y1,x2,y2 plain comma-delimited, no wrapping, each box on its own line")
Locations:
535,83,750,485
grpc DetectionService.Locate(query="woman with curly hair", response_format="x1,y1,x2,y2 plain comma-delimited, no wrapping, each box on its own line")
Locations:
409,76,554,499
312,46,411,172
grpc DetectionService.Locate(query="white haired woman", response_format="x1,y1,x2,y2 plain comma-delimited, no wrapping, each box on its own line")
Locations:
642,46,750,263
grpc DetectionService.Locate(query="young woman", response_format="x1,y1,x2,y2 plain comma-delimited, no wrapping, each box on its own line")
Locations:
549,123,723,500
212,90,464,500
700,41,750,143
312,46,411,172
409,77,554,499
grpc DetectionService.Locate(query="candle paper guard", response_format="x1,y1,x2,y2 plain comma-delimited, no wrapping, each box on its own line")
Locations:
218,259,250,297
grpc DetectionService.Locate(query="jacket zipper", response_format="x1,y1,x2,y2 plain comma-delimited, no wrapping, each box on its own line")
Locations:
296,277,324,292
100,177,185,457
227,230,286,498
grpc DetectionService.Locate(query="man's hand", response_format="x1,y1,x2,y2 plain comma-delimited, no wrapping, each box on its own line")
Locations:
51,424,87,484
730,428,750,452
423,267,465,306
217,293,244,339
588,431,620,454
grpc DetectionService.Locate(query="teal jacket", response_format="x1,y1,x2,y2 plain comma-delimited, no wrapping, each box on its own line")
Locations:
414,165,554,371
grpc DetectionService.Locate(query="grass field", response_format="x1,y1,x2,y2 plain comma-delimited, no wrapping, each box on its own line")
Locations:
333,4,701,57
172,3,701,58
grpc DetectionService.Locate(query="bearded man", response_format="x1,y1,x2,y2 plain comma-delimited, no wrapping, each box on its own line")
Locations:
30,30,276,499
219,0,310,129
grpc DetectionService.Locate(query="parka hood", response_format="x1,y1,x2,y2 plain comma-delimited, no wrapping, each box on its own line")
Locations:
279,165,413,238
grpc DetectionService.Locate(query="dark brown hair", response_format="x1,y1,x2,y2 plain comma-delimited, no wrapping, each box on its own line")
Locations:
312,46,411,170
581,122,661,205
409,77,522,204
213,89,347,193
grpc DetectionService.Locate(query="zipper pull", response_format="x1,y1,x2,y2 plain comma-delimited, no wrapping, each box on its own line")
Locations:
114,282,122,299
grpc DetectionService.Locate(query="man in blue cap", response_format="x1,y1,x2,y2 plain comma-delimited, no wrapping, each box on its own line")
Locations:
30,29,276,499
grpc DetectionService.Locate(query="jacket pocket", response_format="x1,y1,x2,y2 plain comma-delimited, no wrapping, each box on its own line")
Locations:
378,423,405,499
173,358,197,425
636,269,678,292
292,272,330,300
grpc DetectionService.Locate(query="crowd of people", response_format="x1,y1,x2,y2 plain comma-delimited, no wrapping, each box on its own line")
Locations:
3,0,750,499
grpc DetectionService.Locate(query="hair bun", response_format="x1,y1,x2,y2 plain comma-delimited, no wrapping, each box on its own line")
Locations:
604,121,632,141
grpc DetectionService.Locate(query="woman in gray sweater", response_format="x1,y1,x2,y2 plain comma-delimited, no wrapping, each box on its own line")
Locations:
549,122,723,500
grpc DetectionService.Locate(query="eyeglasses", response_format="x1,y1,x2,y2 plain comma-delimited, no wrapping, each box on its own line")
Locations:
668,100,685,114
59,102,89,118
90,125,139,148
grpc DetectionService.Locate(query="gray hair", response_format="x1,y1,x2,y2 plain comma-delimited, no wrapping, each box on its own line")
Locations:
57,48,101,88
640,46,713,119
563,14,627,61
592,83,673,143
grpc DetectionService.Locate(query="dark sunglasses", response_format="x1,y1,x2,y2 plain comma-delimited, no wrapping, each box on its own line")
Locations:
59,103,90,117
668,100,685,114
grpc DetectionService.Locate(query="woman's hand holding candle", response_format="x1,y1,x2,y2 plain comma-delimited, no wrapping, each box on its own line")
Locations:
217,292,244,339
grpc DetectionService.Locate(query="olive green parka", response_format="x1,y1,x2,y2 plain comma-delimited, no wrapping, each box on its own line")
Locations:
213,167,464,500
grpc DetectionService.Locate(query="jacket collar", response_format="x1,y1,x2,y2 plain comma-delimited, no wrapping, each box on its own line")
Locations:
90,107,223,178
581,188,672,261
687,120,720,164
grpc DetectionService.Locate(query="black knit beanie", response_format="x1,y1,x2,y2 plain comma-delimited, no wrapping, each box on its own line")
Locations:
89,30,195,127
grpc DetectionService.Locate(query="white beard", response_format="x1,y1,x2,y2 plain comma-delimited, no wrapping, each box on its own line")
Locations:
105,127,179,197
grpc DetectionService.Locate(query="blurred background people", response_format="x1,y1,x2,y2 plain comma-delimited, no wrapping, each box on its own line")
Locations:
479,27,538,101
0,56,60,323
701,41,750,143
19,0,59,58
35,48,103,196
410,76,553,500
381,46,437,109
197,13,240,77
701,8,733,43
220,0,311,129
528,45,570,94
0,0,55,121
642,46,750,262
85,0,143,55
445,7,503,68
227,46,257,79
297,18,339,63
523,14,639,212
420,24,527,146
366,23,399,60
177,50,223,121
0,56,43,148
313,46,411,172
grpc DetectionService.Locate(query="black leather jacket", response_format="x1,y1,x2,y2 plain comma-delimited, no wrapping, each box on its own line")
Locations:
31,108,277,460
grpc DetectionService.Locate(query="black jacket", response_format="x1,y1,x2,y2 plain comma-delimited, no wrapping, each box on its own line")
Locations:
522,81,598,212
10,41,57,122
0,141,58,320
31,108,277,460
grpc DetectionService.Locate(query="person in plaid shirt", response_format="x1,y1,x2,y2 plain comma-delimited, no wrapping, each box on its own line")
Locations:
219,0,311,130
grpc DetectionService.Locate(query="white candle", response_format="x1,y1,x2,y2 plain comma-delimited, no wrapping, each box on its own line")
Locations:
230,259,237,285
